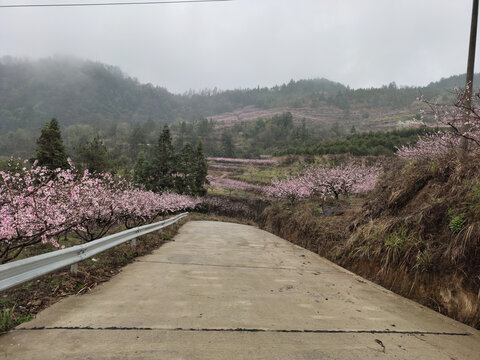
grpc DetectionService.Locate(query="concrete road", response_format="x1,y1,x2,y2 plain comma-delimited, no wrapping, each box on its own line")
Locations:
1,221,479,359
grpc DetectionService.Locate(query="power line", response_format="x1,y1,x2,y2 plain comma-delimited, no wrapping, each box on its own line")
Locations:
0,0,233,8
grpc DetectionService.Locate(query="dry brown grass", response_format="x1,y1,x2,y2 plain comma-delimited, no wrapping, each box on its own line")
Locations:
338,152,480,328
250,152,480,328
257,198,352,259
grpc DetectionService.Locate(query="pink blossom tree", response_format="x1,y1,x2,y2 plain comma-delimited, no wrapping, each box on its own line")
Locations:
264,177,312,203
0,159,202,263
264,164,380,202
395,131,461,159
405,87,480,159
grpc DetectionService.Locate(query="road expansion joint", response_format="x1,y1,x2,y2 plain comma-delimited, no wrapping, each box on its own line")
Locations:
14,326,472,336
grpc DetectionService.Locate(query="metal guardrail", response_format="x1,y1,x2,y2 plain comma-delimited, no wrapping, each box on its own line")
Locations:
0,212,188,292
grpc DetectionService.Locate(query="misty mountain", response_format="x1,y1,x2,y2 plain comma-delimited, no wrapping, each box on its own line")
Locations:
0,56,475,159
0,56,347,134
0,56,179,133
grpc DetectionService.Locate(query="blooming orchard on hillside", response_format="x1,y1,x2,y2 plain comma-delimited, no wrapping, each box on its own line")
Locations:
265,164,381,201
0,159,201,263
206,176,265,193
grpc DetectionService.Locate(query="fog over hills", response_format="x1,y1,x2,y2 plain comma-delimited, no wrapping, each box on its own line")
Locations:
0,56,476,158
0,56,347,132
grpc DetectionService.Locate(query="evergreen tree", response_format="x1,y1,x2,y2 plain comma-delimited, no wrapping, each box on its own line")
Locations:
175,143,196,194
193,141,208,196
79,136,109,173
128,123,147,158
134,151,149,185
150,125,175,192
173,121,186,151
35,118,69,170
221,131,235,158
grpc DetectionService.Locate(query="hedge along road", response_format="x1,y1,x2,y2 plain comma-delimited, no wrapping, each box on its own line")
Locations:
0,221,479,359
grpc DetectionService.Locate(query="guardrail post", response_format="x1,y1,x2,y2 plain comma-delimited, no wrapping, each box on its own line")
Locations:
70,263,78,276
131,238,136,248
158,229,163,235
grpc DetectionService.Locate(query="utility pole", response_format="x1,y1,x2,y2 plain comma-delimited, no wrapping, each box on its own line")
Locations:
465,0,478,107
462,0,478,151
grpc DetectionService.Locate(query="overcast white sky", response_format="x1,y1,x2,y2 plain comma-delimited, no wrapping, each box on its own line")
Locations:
0,0,477,93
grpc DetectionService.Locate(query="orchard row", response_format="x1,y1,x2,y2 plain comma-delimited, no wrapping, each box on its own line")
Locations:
0,159,201,263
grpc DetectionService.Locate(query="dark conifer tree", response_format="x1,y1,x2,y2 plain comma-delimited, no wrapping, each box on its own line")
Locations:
150,125,175,192
221,131,235,158
35,118,69,170
193,141,208,196
79,136,109,173
134,151,149,185
128,123,147,158
175,143,195,194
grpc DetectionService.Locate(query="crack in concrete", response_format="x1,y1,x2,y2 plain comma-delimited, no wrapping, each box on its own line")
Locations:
15,326,472,336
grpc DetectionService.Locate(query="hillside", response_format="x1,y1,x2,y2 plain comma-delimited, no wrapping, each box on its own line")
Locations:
0,57,179,132
0,56,476,160
0,57,346,133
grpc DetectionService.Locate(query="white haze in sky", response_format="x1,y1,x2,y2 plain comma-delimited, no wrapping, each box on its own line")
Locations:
0,0,476,93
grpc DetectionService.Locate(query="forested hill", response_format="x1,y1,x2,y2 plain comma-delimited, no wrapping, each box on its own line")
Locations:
427,73,480,90
0,56,477,159
2,57,476,134
0,57,177,133
0,56,346,134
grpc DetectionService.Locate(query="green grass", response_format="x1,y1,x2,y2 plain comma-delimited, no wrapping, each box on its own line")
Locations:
384,230,406,251
449,214,465,234
48,279,59,286
0,299,15,308
15,315,33,325
21,282,33,291
0,305,15,332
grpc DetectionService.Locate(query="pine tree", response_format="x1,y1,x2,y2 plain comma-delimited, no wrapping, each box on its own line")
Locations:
79,136,109,173
221,131,235,158
134,151,149,185
175,143,196,194
173,121,187,151
128,123,147,157
193,141,208,196
150,125,175,192
35,118,69,170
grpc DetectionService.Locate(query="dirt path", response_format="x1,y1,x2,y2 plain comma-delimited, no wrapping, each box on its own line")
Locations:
1,221,479,359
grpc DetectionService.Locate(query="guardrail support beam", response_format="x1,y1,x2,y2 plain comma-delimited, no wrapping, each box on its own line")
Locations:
70,263,78,276
131,238,136,248
0,212,188,292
